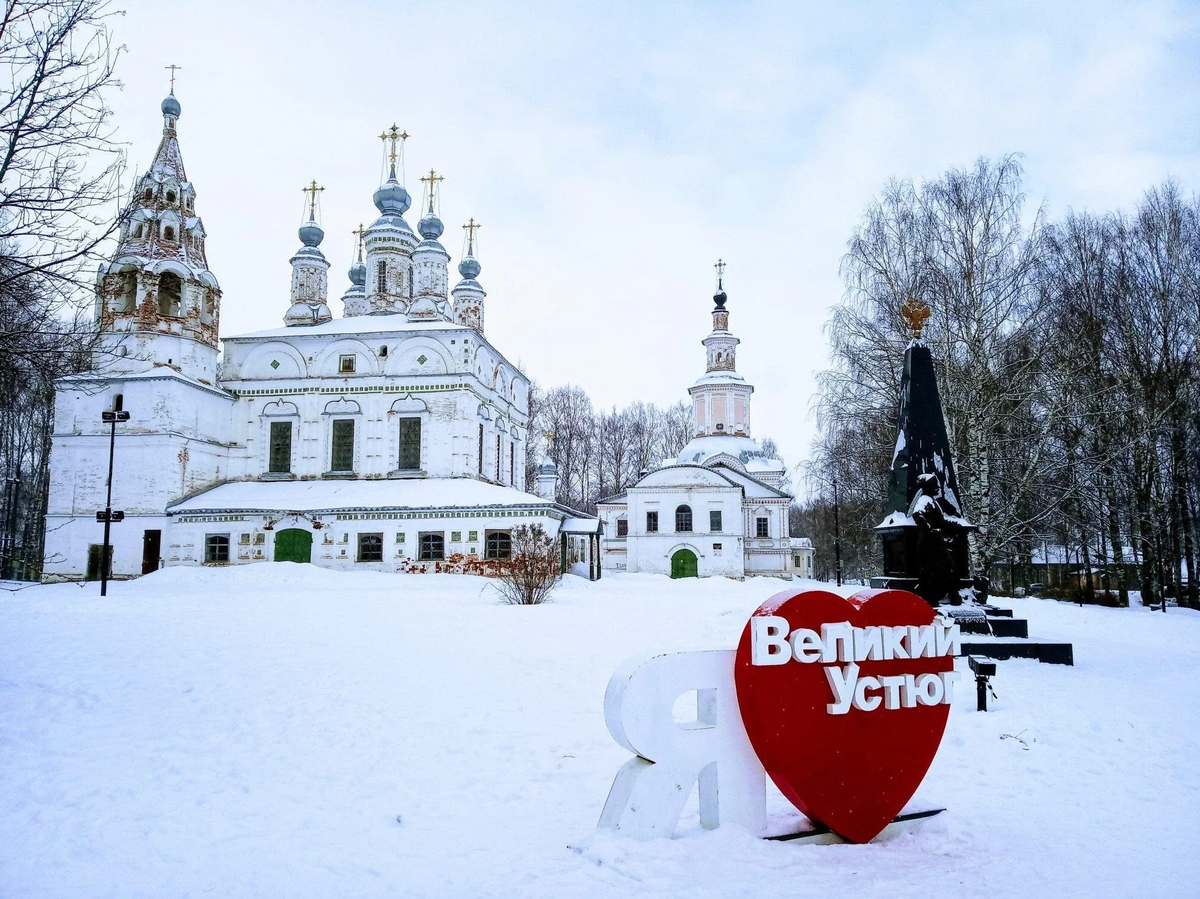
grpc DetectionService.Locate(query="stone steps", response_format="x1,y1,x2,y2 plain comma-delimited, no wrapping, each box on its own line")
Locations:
948,606,1072,665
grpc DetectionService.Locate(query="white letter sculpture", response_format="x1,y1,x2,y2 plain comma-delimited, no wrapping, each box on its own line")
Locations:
597,650,767,839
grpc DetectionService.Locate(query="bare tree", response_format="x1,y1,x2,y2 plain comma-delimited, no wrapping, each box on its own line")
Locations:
493,524,561,605
0,1,125,579
811,155,1171,597
660,400,692,460
596,406,633,500
1,0,126,292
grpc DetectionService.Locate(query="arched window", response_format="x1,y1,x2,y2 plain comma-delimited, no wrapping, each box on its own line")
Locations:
118,271,137,312
166,190,176,203
142,188,153,203
163,225,175,242
398,417,421,470
675,504,693,533
132,223,144,240
157,272,182,316
376,261,387,294
485,530,512,560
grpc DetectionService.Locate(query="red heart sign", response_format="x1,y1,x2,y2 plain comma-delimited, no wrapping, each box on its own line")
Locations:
734,587,957,843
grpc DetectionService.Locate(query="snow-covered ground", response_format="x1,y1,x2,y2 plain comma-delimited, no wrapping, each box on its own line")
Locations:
2,567,1197,898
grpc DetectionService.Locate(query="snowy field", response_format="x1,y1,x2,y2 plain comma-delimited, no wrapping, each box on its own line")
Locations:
2,567,1198,898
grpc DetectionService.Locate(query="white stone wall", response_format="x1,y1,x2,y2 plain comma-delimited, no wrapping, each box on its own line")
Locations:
600,479,746,578
44,319,533,580
599,473,797,580
220,324,527,483
97,328,221,384
166,507,564,572
43,374,235,579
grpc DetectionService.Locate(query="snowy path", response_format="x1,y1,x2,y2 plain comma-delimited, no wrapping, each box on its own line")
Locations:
2,567,1197,897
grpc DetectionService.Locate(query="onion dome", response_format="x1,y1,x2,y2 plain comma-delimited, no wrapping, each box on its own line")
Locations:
458,254,481,280
348,257,366,286
374,178,411,215
418,171,445,239
161,93,181,117
298,218,324,247
419,209,444,240
713,286,727,309
539,459,558,476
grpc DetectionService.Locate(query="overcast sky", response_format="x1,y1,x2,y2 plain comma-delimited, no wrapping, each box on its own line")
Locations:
107,0,1200,474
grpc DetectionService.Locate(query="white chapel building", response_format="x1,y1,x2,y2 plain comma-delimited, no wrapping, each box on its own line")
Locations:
597,276,814,579
42,93,600,581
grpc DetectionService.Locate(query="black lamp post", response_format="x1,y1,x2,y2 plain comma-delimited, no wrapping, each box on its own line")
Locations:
99,408,130,596
833,476,843,587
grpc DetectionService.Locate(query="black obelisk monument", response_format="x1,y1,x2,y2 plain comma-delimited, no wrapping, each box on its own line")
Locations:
872,298,977,605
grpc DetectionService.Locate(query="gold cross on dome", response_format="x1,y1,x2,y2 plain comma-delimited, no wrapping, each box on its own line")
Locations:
420,168,444,209
351,223,365,259
380,124,409,167
302,180,325,221
165,64,182,93
714,258,726,289
899,296,932,339
463,217,481,252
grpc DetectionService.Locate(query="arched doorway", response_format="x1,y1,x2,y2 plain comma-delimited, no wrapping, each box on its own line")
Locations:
274,528,312,564
670,548,698,579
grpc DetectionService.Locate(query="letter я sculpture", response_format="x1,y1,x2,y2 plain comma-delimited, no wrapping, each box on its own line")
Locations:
871,299,979,605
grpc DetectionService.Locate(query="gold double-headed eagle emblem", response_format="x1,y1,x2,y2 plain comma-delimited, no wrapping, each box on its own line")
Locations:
899,297,931,339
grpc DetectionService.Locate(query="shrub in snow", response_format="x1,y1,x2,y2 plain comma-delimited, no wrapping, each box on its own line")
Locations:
494,524,561,605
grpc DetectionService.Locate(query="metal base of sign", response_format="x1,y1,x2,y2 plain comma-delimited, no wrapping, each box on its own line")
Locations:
765,807,945,844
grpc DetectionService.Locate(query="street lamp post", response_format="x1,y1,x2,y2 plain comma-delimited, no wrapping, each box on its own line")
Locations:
833,476,843,588
99,409,129,596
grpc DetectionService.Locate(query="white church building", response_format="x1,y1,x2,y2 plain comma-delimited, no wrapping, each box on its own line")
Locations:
42,94,601,581
597,275,814,579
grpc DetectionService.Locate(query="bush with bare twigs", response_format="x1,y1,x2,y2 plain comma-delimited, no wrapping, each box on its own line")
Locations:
492,524,561,605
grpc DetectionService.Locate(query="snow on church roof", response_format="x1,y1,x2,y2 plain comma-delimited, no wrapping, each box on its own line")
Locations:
168,478,558,515
226,315,465,341
692,370,746,386
675,435,786,472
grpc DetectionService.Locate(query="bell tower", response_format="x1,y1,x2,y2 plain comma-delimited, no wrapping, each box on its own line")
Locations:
688,261,753,437
95,83,222,383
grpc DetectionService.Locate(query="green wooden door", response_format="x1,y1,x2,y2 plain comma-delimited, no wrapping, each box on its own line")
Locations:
670,549,698,579
274,528,312,564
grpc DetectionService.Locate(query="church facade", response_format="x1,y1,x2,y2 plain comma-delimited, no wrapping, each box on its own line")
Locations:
597,277,814,579
42,95,596,581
